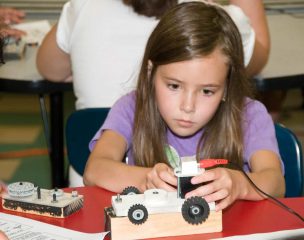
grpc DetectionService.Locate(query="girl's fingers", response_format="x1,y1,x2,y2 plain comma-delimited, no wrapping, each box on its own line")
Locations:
215,196,232,211
185,182,215,198
146,181,156,190
159,170,177,187
191,169,219,184
151,176,176,191
203,188,229,203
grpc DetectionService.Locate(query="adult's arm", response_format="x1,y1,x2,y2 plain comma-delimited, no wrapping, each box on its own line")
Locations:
229,0,270,77
36,24,72,82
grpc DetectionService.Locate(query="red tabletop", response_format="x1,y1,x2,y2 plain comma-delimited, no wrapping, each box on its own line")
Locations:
1,186,304,239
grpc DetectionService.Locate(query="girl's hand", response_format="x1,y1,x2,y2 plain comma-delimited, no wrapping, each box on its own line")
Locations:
185,168,244,211
145,163,177,191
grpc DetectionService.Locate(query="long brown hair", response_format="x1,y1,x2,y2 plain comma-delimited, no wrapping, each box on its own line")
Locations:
123,0,177,18
133,2,253,168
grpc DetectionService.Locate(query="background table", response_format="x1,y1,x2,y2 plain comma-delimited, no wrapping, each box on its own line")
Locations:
1,187,304,239
0,46,72,188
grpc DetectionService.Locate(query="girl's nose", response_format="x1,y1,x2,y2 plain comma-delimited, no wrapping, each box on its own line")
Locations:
181,93,195,113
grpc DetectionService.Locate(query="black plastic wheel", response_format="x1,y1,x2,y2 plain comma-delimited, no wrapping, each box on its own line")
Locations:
128,204,148,225
181,196,210,225
121,186,140,195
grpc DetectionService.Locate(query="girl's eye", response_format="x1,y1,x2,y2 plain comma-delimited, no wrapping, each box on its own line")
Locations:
202,89,214,95
168,83,180,90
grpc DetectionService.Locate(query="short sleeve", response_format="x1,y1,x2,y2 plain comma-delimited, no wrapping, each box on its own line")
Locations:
223,5,255,67
56,0,87,53
243,99,284,173
89,92,135,152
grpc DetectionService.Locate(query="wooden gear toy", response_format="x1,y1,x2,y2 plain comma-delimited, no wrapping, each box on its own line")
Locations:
2,182,83,218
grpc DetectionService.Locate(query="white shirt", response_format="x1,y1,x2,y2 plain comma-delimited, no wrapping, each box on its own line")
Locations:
57,0,255,109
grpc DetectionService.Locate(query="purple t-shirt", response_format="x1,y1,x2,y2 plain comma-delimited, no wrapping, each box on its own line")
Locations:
89,91,283,172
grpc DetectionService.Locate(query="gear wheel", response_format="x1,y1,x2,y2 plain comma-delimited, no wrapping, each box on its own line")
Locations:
128,204,148,225
121,186,140,195
181,196,210,224
7,182,35,197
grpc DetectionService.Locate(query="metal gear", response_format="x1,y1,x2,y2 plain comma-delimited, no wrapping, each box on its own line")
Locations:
7,181,35,197
128,204,148,225
121,186,140,195
181,196,210,225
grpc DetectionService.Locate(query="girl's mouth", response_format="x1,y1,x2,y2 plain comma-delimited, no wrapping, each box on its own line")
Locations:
177,119,194,128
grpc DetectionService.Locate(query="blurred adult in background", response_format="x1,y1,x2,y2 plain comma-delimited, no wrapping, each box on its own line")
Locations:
37,0,269,109
1,27,6,196
0,31,4,64
36,0,269,187
0,29,9,240
0,26,6,198
0,6,26,39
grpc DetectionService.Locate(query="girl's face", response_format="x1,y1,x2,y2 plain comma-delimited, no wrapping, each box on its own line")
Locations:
154,48,229,137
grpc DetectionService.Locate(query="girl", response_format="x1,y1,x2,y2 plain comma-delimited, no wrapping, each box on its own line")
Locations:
84,1,285,211
37,0,268,187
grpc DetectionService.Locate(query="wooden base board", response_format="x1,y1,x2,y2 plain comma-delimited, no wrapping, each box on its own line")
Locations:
2,190,83,218
105,208,222,240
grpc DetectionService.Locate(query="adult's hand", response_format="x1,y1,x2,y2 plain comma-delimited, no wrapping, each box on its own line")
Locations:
0,230,9,240
0,7,25,24
0,22,26,39
0,7,26,39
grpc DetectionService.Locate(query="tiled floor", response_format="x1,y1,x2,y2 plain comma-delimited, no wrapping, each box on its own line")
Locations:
0,89,303,189
0,91,75,188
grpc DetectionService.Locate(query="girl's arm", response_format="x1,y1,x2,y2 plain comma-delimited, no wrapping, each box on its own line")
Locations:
186,150,285,211
83,130,176,193
228,0,270,76
36,24,72,82
244,150,285,199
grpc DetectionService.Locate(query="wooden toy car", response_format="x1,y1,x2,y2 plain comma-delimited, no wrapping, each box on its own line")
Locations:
112,188,214,225
106,157,227,239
